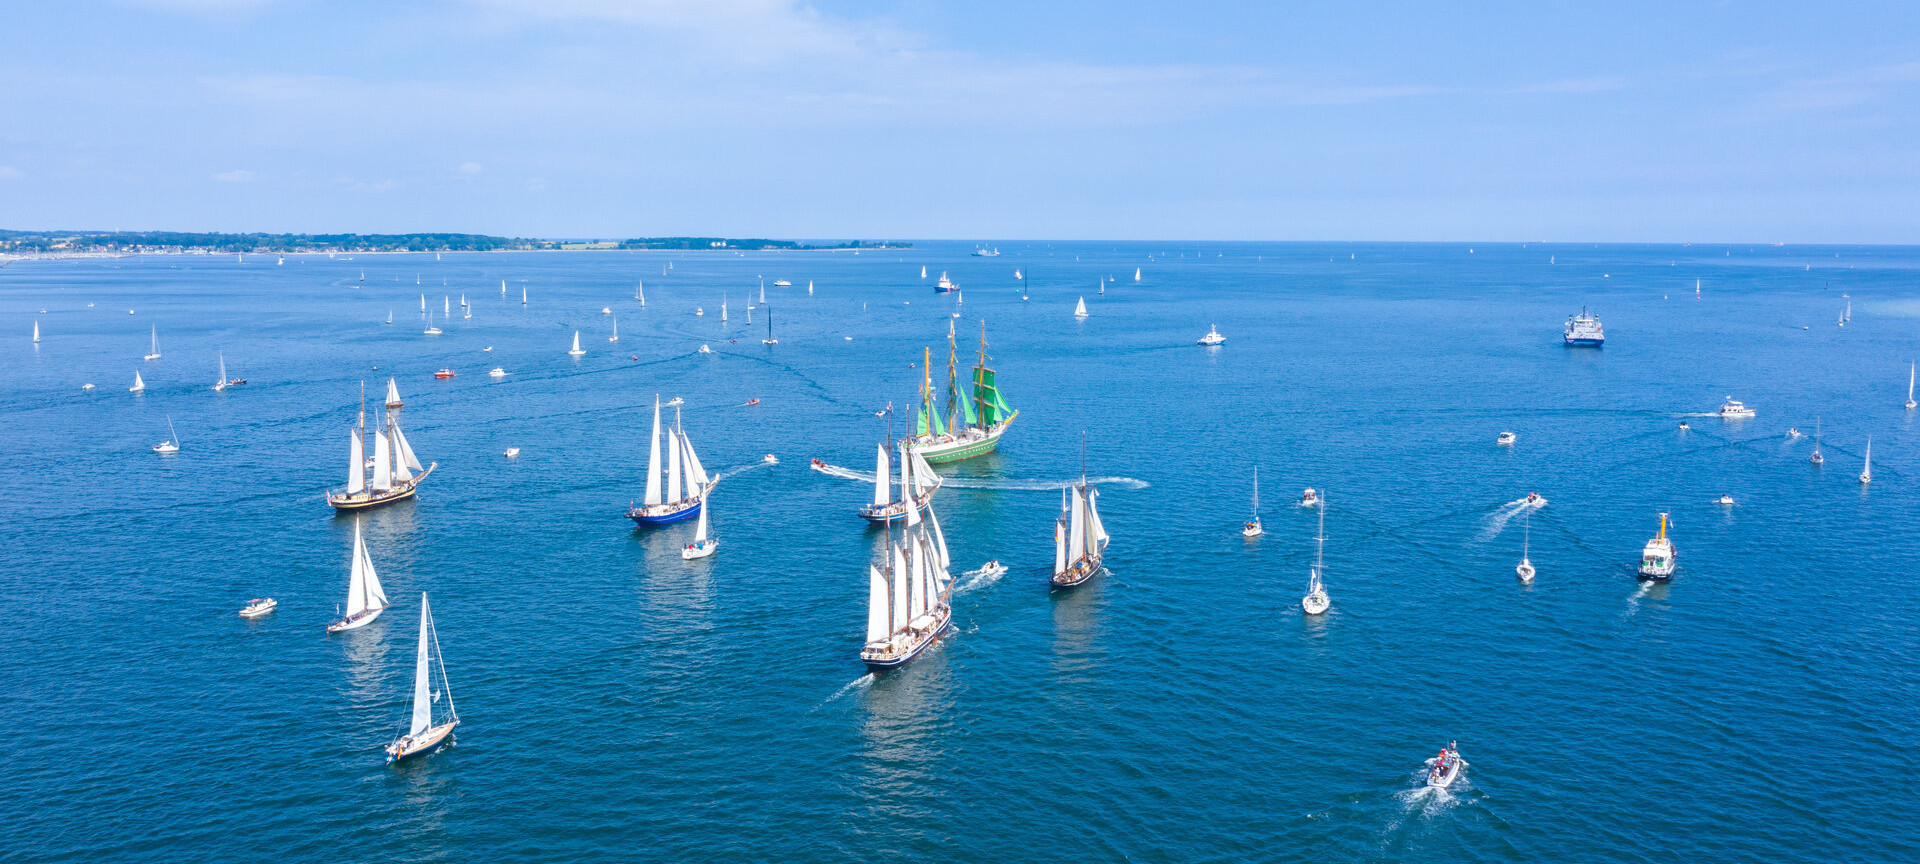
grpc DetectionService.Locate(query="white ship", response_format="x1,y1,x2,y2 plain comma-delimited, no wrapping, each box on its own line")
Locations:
1717,398,1755,419
1563,308,1604,346
860,440,954,670
1638,512,1676,581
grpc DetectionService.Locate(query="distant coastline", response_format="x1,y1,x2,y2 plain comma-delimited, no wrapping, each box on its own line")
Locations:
0,229,909,259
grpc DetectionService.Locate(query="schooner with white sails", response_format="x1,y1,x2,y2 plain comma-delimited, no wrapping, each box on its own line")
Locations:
1050,470,1109,589
860,440,955,670
860,411,942,522
628,395,718,525
328,379,437,511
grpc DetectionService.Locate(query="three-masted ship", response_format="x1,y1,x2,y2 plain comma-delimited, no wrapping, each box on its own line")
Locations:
329,379,436,511
861,441,955,670
629,395,718,525
905,322,1017,463
1050,477,1109,588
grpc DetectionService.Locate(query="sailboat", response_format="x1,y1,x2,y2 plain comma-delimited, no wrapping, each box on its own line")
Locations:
568,332,585,356
1638,512,1676,580
860,413,941,522
1098,278,1105,295
808,280,814,296
636,280,645,304
921,265,928,279
952,289,963,318
501,279,507,297
1074,297,1089,319
762,308,777,345
424,311,441,336
444,296,450,317
1303,496,1330,614
384,593,460,763
153,415,181,454
721,295,728,322
1243,467,1263,537
326,520,389,632
628,395,718,525
682,488,719,560
1516,510,1535,583
385,310,393,325
1860,437,1873,485
609,316,619,342
860,440,955,670
522,286,527,305
212,354,228,391
905,322,1018,463
1907,362,1916,410
129,370,145,393
1050,470,1109,589
329,379,437,511
1134,267,1142,281
759,279,766,305
144,326,161,360
32,321,38,344
420,294,426,313
1812,417,1825,465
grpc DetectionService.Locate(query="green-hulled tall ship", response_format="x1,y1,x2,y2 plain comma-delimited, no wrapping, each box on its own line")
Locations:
906,322,1016,463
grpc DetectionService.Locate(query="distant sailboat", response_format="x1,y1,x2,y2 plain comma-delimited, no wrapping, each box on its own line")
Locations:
420,294,426,313
32,321,38,344
130,370,145,393
762,307,777,345
1134,267,1142,281
860,440,954,670
682,488,719,560
329,379,436,511
501,278,507,296
808,280,814,296
384,593,459,762
144,326,162,360
1812,417,1825,465
424,311,441,335
444,296,450,317
568,332,585,356
1860,437,1873,485
759,278,766,305
721,295,728,322
1243,467,1263,537
1051,437,1109,589
628,395,718,525
1074,297,1088,318
326,520,389,633
921,265,928,279
637,280,646,306
385,310,393,325
609,317,619,342
1098,278,1105,295
521,286,527,305
1303,496,1330,614
153,415,181,454
952,289,963,318
213,354,227,391
1907,362,1916,410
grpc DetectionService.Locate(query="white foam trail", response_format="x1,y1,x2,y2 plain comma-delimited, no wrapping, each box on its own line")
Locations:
1476,497,1545,542
954,561,1008,594
810,461,1148,491
1624,581,1653,618
714,461,776,480
815,673,875,710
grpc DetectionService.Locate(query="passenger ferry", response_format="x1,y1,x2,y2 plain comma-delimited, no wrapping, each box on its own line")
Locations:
1564,308,1604,346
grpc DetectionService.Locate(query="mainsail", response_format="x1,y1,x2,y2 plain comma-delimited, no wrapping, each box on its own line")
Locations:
644,397,663,505
410,594,434,736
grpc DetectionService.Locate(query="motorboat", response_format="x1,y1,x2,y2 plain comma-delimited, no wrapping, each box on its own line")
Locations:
1718,398,1755,419
434,368,455,379
1426,743,1467,788
699,345,712,354
1496,431,1516,445
1299,487,1319,508
601,307,611,314
1563,309,1603,345
1787,428,1801,438
1638,512,1676,581
1523,492,1546,507
238,598,277,618
1678,421,1690,431
773,279,791,287
1197,325,1226,346
504,448,520,459
934,272,957,293
489,367,506,378
763,454,778,464
1717,494,1735,506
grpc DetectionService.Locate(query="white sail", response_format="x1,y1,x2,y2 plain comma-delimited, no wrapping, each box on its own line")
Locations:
610,317,618,341
444,296,450,316
386,378,402,408
890,543,910,634
866,565,890,643
1074,296,1088,317
347,428,366,494
347,523,370,617
910,449,941,490
571,332,582,353
420,294,426,312
667,414,684,502
32,321,38,343
502,279,507,296
681,429,710,489
215,354,226,390
1068,487,1087,560
925,499,950,571
362,531,387,611
392,422,423,473
693,492,710,542
411,594,434,737
643,397,663,505
1135,267,1141,281
1053,514,1068,576
1086,487,1108,550
1251,467,1260,516
131,370,144,392
872,443,892,506
522,286,527,304
390,421,413,484
899,443,920,528
909,540,931,620
372,429,393,491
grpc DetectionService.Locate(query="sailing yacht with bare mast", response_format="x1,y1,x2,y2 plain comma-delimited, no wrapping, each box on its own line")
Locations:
1303,496,1330,614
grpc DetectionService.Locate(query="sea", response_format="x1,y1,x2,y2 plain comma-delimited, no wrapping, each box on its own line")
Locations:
4,242,1917,862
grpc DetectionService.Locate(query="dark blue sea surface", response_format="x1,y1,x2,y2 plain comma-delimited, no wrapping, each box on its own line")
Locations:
4,243,1917,862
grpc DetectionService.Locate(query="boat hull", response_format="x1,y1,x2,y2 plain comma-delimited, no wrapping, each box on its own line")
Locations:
1050,553,1104,589
630,498,702,525
861,618,952,671
327,607,384,633
329,465,435,513
682,540,718,560
1563,337,1604,347
858,490,937,523
386,720,458,764
907,418,1014,464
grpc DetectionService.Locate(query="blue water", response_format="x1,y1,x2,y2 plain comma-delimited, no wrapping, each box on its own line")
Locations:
5,243,1918,862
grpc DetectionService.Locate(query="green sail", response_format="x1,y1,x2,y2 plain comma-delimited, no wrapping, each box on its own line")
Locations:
973,367,1012,425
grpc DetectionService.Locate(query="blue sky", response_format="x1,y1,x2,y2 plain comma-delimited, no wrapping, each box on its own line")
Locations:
2,1,1917,241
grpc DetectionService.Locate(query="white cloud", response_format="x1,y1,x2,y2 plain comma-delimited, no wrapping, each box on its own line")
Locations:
1510,76,1628,95
0,166,22,180
458,161,483,176
212,169,257,182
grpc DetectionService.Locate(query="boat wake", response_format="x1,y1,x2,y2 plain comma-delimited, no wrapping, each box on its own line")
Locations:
715,460,777,481
1475,497,1546,542
809,460,1148,491
814,673,875,711
954,560,1008,594
1624,580,1654,618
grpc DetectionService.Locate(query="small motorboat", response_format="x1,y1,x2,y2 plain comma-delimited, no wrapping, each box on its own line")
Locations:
1787,428,1802,438
1426,743,1467,788
1300,487,1319,508
1678,421,1691,431
1523,492,1546,507
225,378,246,387
1197,325,1226,346
1717,494,1735,506
238,597,277,618
1638,512,1676,581
699,345,712,354
745,398,760,406
810,458,826,470
434,368,455,379
763,454,778,464
504,448,520,459
1496,431,1516,445
696,307,705,316
489,367,507,378
773,279,791,287
602,307,611,314
483,346,493,352
82,383,96,390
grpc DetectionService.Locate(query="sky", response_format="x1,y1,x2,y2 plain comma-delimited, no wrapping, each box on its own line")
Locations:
1,1,1917,242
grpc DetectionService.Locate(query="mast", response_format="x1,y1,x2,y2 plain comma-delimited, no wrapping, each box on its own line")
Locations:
945,324,964,433
1251,466,1260,517
644,396,663,506
667,404,684,502
1313,493,1326,589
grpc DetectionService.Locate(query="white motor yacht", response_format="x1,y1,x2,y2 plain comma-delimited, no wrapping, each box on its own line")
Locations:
1718,398,1755,419
1197,325,1225,346
238,597,277,618
1299,487,1319,508
1716,494,1735,506
1496,431,1516,446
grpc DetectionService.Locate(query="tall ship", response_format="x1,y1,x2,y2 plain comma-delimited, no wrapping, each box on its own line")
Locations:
860,441,955,670
329,379,436,512
905,322,1017,463
1050,474,1109,589
1564,308,1604,346
628,396,718,525
859,425,942,523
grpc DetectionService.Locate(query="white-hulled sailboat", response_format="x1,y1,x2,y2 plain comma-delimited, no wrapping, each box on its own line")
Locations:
212,354,227,391
682,487,719,559
568,331,585,356
860,440,955,670
1907,362,1916,410
384,593,459,763
144,326,161,360
609,316,619,342
1074,296,1089,319
628,395,718,525
1812,417,1825,465
153,415,181,454
1303,496,1330,614
1050,462,1109,588
1860,437,1872,485
327,520,389,633
424,311,441,335
1243,467,1263,537
329,379,436,511
130,370,145,393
